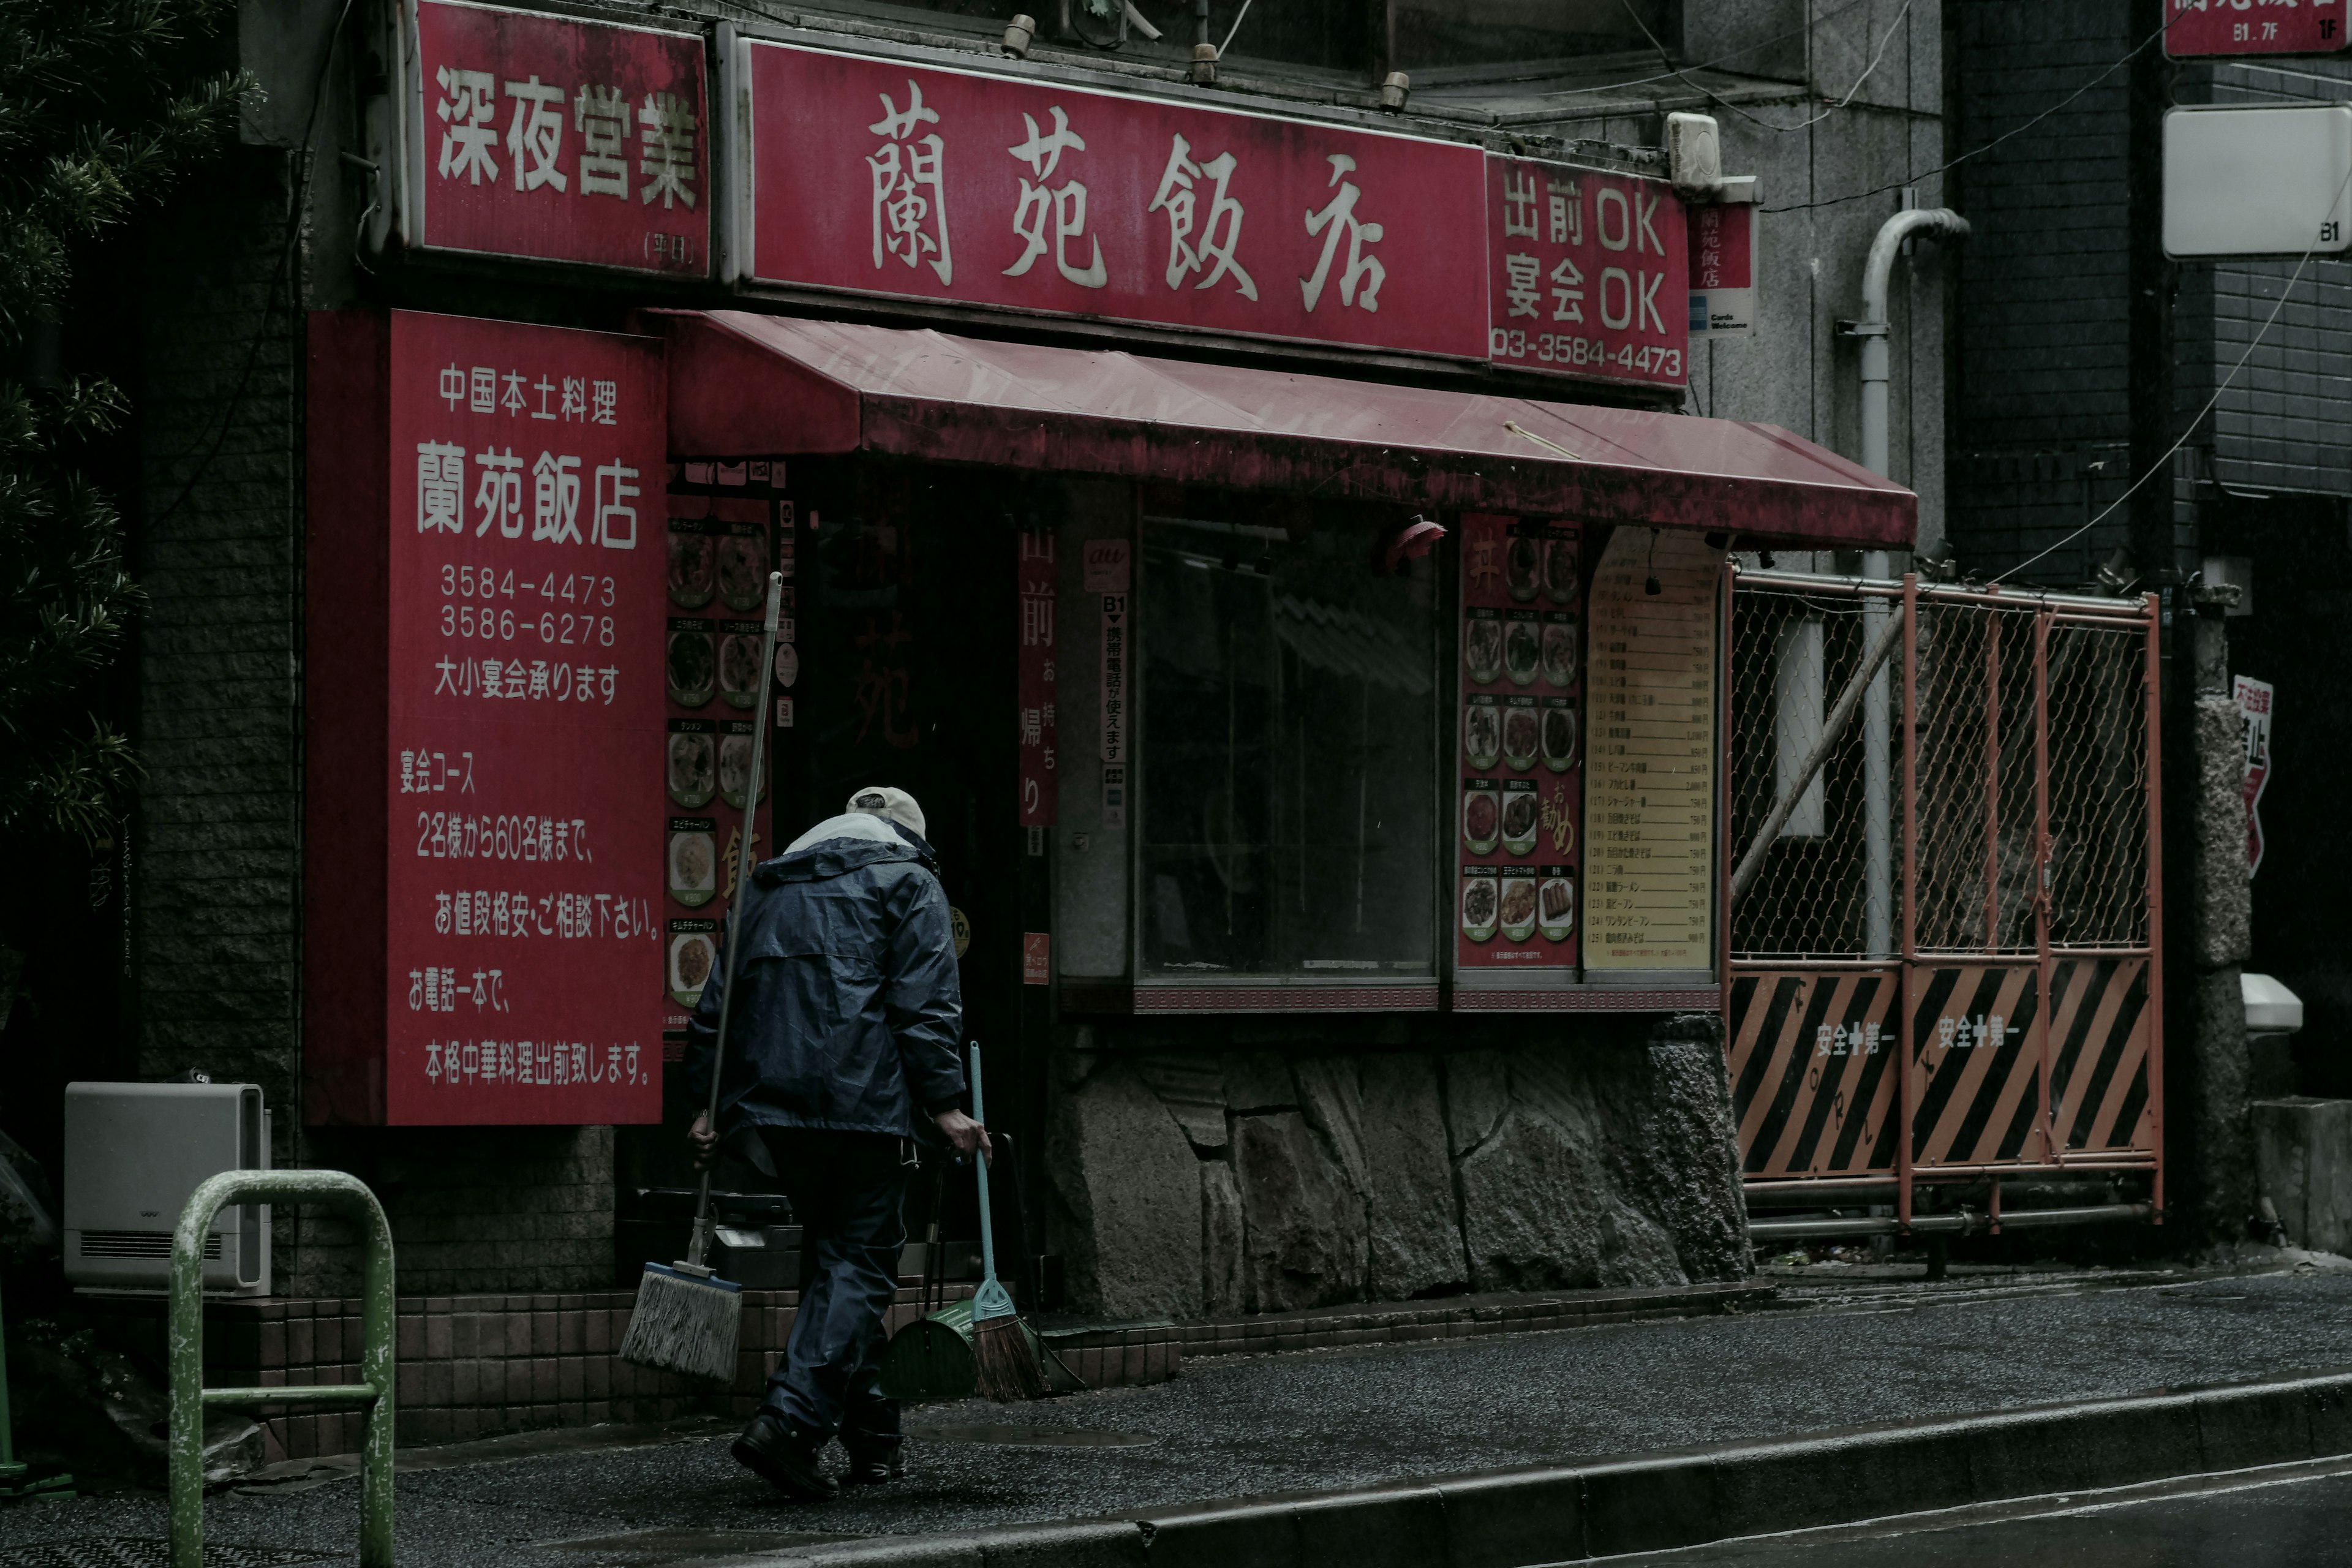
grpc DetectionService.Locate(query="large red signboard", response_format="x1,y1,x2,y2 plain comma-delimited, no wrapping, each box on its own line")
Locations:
733,40,1491,363
308,309,668,1125
2165,0,2350,57
1485,157,1689,390
412,0,710,274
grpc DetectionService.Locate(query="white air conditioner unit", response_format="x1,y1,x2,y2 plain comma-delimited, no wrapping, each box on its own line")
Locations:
64,1082,271,1297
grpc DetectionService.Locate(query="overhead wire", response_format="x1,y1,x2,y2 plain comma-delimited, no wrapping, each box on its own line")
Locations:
1616,0,1912,134
1987,159,2352,587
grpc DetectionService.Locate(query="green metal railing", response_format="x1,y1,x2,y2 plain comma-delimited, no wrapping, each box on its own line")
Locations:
170,1169,394,1568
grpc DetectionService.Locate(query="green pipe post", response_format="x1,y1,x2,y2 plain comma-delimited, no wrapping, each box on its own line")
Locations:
170,1169,394,1568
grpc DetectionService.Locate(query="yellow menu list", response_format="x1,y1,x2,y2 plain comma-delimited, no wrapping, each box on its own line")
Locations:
1583,529,1722,973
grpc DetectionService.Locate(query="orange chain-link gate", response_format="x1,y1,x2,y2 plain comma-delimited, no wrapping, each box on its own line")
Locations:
1724,571,2162,1227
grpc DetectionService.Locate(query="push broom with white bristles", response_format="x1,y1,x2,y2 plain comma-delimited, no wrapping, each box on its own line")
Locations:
619,569,783,1382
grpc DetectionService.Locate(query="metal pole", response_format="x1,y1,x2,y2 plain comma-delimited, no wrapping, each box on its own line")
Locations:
1985,593,2003,949
1897,578,1918,1227
2142,593,2168,1218
1864,565,1894,958
2035,607,2057,1161
172,1169,395,1568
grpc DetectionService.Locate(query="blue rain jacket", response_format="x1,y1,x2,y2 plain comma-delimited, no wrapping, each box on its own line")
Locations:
683,813,965,1140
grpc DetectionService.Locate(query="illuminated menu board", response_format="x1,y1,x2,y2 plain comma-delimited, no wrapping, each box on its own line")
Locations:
1582,529,1721,975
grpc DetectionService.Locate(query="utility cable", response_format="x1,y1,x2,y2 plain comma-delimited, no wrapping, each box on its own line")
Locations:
1764,13,2174,213
1988,162,2352,587
1619,0,1911,134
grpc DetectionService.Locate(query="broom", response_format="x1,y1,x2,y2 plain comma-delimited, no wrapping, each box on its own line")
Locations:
965,1042,1050,1401
619,569,783,1382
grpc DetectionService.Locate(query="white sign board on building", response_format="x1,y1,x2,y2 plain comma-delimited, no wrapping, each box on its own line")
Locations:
2164,105,2352,258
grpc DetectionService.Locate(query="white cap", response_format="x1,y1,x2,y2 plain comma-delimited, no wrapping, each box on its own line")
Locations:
846,786,925,840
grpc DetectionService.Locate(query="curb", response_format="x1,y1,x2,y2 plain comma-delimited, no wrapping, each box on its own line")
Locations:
695,1369,2352,1568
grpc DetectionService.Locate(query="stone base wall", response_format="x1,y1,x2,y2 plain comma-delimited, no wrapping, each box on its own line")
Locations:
1045,1012,1751,1321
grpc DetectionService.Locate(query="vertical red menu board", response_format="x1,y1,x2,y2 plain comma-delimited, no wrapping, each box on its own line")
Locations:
382,311,666,1123
660,494,778,1036
1454,514,1583,979
1018,528,1058,827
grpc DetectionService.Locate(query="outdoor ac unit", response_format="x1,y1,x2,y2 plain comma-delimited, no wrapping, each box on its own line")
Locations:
63,1082,271,1297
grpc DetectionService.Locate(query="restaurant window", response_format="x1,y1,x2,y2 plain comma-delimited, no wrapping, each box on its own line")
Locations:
1136,503,1438,981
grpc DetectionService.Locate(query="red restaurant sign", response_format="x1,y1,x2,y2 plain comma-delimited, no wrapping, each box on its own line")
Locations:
731,40,1492,363
307,309,668,1125
1485,157,1689,389
2165,0,2350,57
412,0,711,274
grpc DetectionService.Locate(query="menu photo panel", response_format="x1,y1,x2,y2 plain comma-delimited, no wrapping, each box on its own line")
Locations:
1453,513,1584,985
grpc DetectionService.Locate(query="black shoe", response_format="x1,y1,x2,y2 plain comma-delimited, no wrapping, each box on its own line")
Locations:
731,1411,837,1502
839,1438,905,1487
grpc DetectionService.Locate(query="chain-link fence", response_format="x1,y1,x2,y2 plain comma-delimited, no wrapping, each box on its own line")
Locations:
1724,571,2162,1199
1729,577,2154,962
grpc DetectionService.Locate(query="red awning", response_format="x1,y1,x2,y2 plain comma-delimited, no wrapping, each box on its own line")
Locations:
662,311,1913,548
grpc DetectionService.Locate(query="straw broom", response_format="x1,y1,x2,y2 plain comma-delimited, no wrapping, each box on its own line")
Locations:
965,1042,1049,1401
619,570,784,1381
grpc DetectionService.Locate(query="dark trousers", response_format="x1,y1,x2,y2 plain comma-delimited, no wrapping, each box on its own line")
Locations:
756,1128,908,1449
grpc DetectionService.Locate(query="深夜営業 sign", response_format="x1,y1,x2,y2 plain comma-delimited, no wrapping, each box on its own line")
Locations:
410,0,710,275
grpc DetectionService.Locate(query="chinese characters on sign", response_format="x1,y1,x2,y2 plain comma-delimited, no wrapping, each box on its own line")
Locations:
1019,529,1058,827
2165,0,2349,58
1488,157,1689,388
386,309,668,1123
1686,200,1755,340
739,41,1490,363
1581,529,1721,974
415,0,709,273
2236,673,2274,875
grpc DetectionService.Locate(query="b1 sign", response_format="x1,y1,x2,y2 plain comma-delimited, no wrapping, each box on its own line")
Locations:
2165,0,2350,58
410,0,710,275
2163,105,2352,257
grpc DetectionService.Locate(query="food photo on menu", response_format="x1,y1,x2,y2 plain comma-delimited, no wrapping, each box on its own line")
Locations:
669,928,717,1005
1544,537,1578,603
1462,872,1499,941
1498,874,1539,941
717,532,769,611
718,728,766,809
1503,616,1540,685
1465,701,1501,771
1502,703,1539,771
1539,874,1575,941
1541,617,1578,687
1464,613,1504,684
1463,785,1501,854
668,823,718,907
667,627,716,707
666,728,715,808
668,528,715,608
718,630,764,707
1542,703,1578,772
1501,785,1539,856
1505,535,1541,601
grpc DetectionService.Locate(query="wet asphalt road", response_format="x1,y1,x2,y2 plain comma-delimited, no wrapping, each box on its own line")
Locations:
1610,1463,2352,1566
8,1270,2352,1566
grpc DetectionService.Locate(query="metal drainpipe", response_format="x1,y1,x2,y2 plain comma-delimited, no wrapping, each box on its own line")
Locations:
1849,206,1970,957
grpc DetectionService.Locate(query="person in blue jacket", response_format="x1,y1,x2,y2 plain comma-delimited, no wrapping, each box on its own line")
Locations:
683,786,989,1501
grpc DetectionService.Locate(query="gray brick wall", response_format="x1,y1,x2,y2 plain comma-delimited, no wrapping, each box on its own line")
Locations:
1947,0,2138,583
131,144,619,1298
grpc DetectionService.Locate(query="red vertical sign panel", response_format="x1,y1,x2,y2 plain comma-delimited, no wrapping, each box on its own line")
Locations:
414,0,710,274
1018,529,1058,826
1454,513,1583,978
1485,156,1689,389
385,311,666,1123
